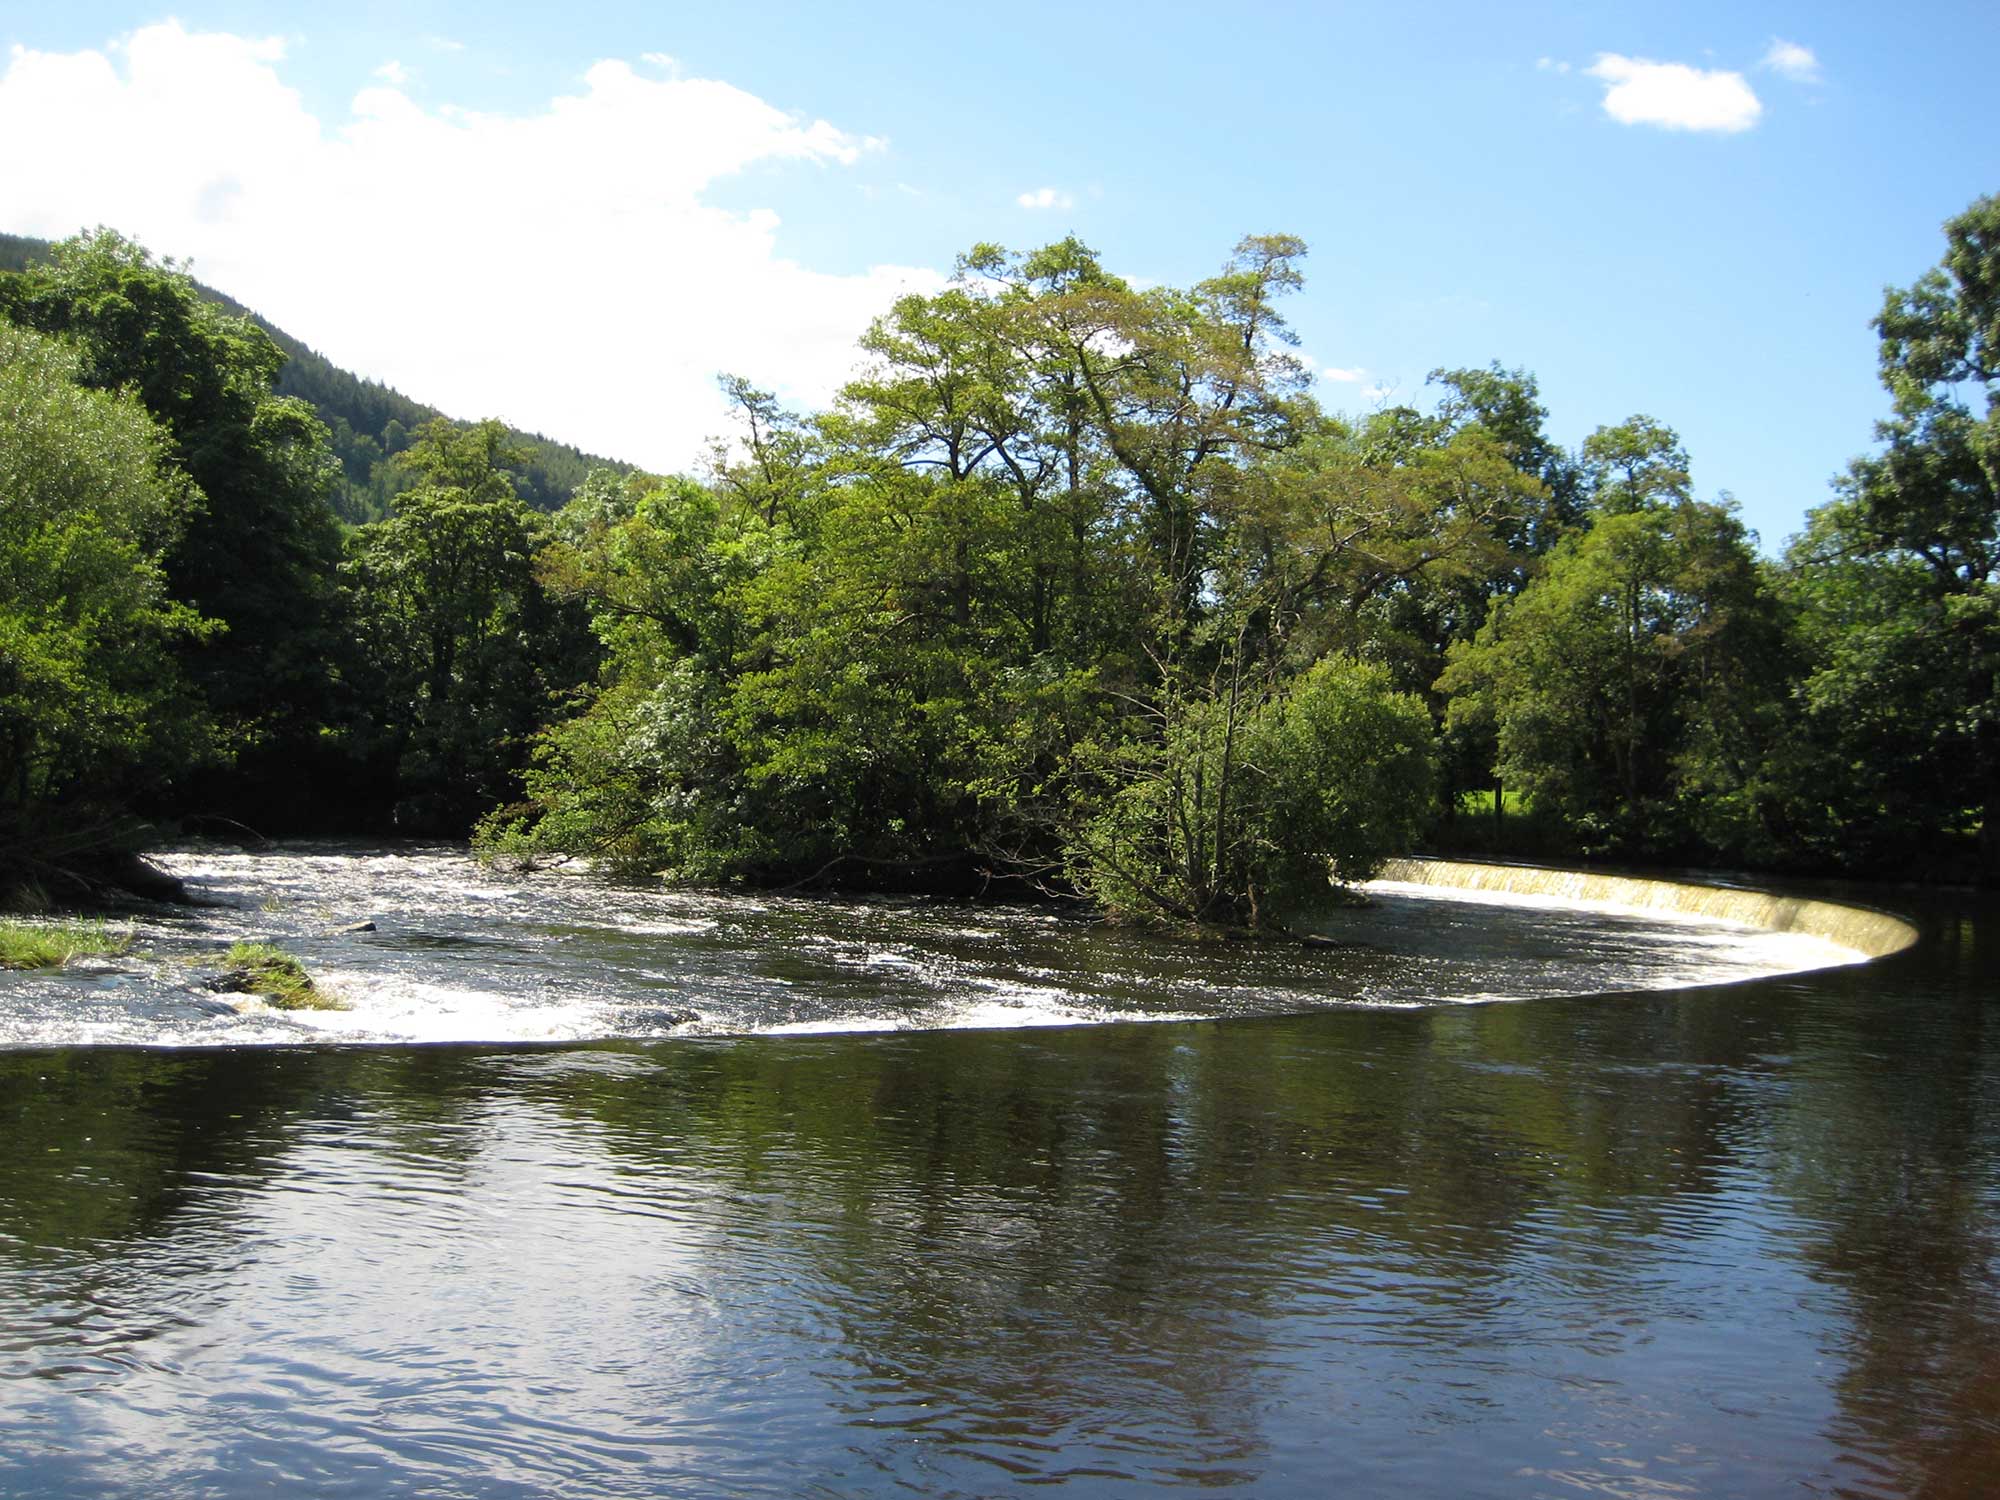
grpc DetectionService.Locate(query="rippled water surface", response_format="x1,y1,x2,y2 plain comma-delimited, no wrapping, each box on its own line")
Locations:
1,847,1995,1498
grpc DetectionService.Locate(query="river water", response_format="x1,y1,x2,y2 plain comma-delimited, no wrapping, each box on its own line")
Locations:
1,845,1994,1497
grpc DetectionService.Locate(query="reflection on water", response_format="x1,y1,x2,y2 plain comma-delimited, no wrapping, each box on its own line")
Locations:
0,853,1995,1497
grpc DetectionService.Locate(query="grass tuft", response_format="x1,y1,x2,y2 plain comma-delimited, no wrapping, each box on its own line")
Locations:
0,919,132,970
216,942,345,1011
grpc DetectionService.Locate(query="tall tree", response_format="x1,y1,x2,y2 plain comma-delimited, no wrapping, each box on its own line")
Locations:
347,420,593,833
1441,424,1789,859
487,235,1451,920
0,323,208,886
0,229,346,823
1428,362,1585,546
1784,194,2000,878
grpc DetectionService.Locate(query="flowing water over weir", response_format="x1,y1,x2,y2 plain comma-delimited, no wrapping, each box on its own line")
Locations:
1,844,1886,1048
5,846,1998,1500
1376,856,1920,958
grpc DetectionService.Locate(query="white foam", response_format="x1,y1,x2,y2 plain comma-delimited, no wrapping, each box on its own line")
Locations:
281,973,605,1044
612,920,718,938
757,1014,910,1035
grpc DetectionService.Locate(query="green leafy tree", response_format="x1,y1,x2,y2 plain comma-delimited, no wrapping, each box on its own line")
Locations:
490,235,1454,920
0,323,210,881
1782,194,2000,877
1428,362,1585,546
1441,437,1789,858
0,229,346,824
348,419,594,833
1579,414,1692,516
1065,656,1434,927
1211,406,1551,834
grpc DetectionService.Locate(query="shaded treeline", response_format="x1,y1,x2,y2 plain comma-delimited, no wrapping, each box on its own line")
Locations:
1,199,1995,909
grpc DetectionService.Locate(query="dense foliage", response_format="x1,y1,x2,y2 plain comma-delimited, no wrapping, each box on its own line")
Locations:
1780,194,2000,878
3,197,1997,911
0,321,206,879
482,236,1479,922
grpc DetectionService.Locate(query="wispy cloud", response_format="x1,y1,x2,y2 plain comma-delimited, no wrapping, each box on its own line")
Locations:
0,20,939,473
1016,185,1074,211
1300,353,1366,384
1761,39,1821,84
373,59,409,86
1586,53,1762,133
1535,57,1571,75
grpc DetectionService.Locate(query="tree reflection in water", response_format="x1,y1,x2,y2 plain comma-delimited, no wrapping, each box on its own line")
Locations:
1,889,1996,1497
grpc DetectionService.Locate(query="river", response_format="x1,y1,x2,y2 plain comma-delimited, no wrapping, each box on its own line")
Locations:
0,845,1994,1497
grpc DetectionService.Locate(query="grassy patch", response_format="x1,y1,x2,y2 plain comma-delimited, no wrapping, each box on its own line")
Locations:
0,919,132,970
1432,786,1576,862
1457,787,1538,819
216,942,344,1011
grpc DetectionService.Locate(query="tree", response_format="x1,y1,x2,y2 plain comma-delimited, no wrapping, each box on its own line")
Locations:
1579,414,1692,516
1429,362,1585,545
1782,194,2000,878
1441,433,1789,859
0,229,347,823
488,235,1451,921
347,419,594,833
1064,656,1435,928
0,323,209,883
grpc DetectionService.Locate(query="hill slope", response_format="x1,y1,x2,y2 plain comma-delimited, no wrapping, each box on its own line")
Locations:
0,231,634,520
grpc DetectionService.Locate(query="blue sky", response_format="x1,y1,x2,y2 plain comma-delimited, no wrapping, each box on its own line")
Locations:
3,2,1996,550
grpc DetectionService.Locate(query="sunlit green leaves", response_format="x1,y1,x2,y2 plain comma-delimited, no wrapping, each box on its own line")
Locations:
0,322,210,831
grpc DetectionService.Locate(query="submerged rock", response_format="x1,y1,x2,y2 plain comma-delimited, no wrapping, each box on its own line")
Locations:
61,958,129,977
606,1005,700,1032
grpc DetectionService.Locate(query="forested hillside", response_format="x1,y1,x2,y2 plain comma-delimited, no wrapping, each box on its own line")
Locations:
0,231,629,522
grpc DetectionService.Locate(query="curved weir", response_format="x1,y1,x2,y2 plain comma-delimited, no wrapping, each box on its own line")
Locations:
1374,856,1920,959
0,844,1917,1048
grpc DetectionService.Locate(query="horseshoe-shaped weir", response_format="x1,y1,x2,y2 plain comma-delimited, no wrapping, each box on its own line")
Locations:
0,845,1920,1048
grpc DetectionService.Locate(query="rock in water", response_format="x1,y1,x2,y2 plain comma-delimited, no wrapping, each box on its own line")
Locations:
98,852,190,904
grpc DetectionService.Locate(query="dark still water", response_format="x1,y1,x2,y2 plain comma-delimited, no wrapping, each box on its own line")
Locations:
1,850,1995,1498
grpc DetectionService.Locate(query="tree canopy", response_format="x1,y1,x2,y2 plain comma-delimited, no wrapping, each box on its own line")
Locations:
6,200,1999,906
1780,194,2000,879
0,321,208,887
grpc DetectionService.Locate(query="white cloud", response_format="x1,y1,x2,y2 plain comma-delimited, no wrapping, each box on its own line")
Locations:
1761,39,1821,83
1535,57,1571,75
1297,352,1364,384
0,21,938,473
1016,186,1074,211
1586,53,1762,133
373,59,410,85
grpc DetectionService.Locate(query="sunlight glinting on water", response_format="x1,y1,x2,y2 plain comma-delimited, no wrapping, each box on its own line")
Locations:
0,846,1876,1049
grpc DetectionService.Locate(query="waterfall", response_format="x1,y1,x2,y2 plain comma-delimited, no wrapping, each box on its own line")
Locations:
1375,858,1919,959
